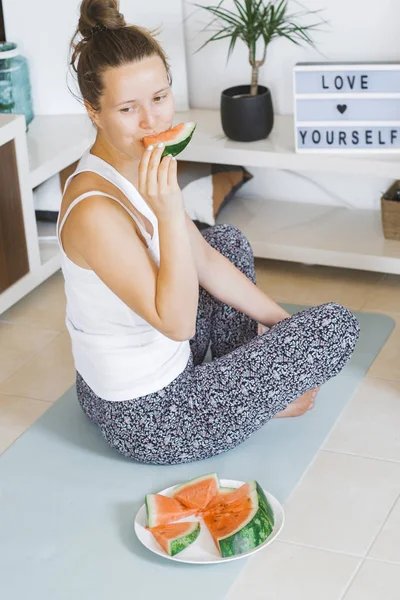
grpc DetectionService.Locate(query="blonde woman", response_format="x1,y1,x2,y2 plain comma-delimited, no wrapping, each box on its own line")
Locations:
57,0,360,464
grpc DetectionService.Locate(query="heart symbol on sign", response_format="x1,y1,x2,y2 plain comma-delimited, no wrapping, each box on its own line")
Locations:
337,104,347,114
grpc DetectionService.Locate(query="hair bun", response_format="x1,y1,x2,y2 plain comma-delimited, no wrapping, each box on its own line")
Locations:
78,0,126,38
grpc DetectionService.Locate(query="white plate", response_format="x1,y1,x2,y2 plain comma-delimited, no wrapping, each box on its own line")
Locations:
134,478,285,564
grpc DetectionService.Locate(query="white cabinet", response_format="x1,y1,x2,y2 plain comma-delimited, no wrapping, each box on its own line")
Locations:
1,108,399,315
0,113,93,314
178,109,400,275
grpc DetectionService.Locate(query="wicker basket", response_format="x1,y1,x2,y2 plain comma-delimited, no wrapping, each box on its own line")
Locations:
381,181,400,241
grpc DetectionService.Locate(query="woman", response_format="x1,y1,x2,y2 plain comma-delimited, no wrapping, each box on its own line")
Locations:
58,0,360,465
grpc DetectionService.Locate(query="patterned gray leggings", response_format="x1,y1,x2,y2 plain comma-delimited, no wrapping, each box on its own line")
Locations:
76,224,360,465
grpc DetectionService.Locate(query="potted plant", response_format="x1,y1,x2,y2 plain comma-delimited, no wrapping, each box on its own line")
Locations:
193,0,323,142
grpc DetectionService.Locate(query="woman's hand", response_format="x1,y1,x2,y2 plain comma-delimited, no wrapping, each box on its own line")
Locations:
138,143,184,220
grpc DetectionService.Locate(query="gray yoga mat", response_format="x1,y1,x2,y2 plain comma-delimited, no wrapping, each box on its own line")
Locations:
0,306,394,600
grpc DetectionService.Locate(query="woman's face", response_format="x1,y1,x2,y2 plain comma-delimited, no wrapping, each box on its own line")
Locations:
88,54,175,160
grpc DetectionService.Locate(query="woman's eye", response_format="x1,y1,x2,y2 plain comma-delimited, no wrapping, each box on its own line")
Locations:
120,95,167,112
121,106,138,113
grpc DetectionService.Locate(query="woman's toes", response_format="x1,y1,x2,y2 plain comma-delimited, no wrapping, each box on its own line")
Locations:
257,323,267,335
310,387,320,402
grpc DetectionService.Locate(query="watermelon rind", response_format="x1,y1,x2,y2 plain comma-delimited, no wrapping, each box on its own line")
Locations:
215,487,275,558
219,487,236,494
255,482,275,528
173,472,220,495
161,122,196,158
168,522,201,556
145,494,158,528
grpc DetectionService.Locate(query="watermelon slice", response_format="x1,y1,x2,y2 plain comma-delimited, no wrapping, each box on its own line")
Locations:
203,482,275,557
172,473,219,510
145,493,197,528
195,486,237,517
203,482,256,513
148,521,200,556
142,122,196,158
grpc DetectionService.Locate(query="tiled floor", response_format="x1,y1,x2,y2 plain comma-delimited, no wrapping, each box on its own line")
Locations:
1,260,400,599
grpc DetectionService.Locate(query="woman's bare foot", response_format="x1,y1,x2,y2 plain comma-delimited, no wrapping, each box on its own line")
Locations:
273,387,320,419
257,324,320,419
258,323,267,335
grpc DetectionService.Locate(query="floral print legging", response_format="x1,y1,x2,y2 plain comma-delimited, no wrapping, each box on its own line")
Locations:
76,224,360,465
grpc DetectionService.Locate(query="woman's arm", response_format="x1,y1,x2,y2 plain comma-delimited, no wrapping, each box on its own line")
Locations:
64,197,198,341
186,217,290,328
63,148,199,342
156,210,199,339
202,246,290,327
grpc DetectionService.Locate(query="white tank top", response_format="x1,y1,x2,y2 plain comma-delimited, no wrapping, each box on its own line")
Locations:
57,149,190,401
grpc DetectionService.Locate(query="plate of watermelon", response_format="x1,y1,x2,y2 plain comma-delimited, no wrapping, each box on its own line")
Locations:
134,473,284,564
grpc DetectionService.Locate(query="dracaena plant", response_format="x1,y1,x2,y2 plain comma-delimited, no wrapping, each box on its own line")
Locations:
194,0,324,96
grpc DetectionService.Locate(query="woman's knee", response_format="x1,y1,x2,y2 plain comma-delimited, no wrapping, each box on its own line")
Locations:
317,302,360,370
322,302,359,342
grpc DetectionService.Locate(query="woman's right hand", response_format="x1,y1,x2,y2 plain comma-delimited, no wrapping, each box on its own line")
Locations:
138,143,184,220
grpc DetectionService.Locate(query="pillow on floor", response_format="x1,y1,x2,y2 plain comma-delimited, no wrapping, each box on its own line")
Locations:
34,159,253,229
177,161,253,227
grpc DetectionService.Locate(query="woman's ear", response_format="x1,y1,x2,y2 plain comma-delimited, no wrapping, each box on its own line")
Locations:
84,100,101,129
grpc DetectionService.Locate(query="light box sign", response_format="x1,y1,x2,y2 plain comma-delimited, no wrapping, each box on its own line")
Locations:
294,63,400,153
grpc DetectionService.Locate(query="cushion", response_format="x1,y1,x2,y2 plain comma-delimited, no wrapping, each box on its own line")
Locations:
177,161,253,227
34,160,253,229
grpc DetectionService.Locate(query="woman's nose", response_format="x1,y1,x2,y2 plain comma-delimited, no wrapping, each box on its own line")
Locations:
139,107,156,130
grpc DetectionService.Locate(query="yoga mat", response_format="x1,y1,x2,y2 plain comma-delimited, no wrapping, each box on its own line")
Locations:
0,307,394,600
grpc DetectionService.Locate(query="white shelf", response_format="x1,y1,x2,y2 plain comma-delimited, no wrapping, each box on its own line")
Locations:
37,219,57,240
177,109,400,179
39,241,61,271
35,199,400,276
217,196,400,274
2,109,400,316
27,114,94,189
24,110,400,191
36,220,60,266
24,109,400,278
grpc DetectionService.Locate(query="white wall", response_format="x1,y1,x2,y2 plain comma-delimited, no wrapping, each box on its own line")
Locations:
2,0,189,113
183,0,400,113
4,0,400,210
182,0,400,211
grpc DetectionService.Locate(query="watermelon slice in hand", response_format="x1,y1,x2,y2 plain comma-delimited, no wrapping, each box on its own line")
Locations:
142,122,196,158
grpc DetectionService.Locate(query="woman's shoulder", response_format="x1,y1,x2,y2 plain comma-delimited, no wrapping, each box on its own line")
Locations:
58,171,141,270
62,170,112,202
60,170,127,219
59,170,150,253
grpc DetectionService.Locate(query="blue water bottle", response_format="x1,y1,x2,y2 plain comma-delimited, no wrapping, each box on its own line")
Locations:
0,42,34,129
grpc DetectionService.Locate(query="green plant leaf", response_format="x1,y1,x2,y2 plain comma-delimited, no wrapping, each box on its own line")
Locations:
193,0,325,63
194,25,236,54
227,30,241,62
193,2,244,28
274,0,287,23
232,0,250,26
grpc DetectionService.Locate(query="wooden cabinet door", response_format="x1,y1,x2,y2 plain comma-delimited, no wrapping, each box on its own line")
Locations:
0,139,29,293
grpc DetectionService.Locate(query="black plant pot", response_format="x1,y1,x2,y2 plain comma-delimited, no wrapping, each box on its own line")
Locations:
220,85,274,142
